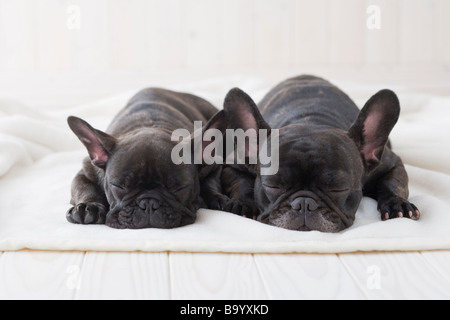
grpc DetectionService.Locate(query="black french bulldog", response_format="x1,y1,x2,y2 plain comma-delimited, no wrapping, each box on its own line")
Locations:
222,75,420,233
67,88,227,229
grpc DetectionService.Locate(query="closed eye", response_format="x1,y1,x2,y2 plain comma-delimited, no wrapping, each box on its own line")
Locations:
172,185,191,193
263,184,285,195
264,185,280,190
111,183,126,191
330,188,350,194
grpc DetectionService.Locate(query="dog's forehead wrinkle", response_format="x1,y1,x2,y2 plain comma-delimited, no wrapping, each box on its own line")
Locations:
121,133,171,154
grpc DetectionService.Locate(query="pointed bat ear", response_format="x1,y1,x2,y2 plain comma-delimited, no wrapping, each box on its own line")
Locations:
348,89,400,171
223,87,271,132
201,109,228,150
190,110,228,165
223,88,272,163
67,116,117,169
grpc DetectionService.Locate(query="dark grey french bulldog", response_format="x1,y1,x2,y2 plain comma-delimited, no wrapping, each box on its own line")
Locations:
67,88,227,229
222,75,420,233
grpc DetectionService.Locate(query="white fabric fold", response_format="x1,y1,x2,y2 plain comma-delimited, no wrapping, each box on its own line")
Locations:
0,77,449,253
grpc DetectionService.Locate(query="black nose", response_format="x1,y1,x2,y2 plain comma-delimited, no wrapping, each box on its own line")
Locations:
138,198,161,212
291,197,318,213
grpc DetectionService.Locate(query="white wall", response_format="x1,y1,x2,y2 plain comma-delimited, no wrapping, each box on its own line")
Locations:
0,0,449,72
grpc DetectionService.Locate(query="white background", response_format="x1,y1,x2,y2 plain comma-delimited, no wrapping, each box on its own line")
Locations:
1,0,450,300
0,0,449,71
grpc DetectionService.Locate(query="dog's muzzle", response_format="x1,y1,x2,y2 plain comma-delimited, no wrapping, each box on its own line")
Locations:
105,191,197,229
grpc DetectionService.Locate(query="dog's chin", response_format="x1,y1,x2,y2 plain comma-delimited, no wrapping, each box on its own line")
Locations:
258,207,348,233
105,196,197,229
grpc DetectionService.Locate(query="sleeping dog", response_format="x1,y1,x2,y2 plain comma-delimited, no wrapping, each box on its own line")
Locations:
67,88,227,229
222,75,420,232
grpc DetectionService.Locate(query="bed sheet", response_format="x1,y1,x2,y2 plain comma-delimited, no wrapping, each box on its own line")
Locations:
0,76,449,254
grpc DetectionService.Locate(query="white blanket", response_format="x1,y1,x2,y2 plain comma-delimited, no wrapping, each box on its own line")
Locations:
0,76,449,254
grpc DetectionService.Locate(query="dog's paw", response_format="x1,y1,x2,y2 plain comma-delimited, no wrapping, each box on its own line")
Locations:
207,194,232,212
223,198,259,219
67,202,107,225
378,197,420,221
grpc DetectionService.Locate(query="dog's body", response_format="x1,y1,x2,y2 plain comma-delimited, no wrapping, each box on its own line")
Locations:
67,88,226,229
222,75,419,232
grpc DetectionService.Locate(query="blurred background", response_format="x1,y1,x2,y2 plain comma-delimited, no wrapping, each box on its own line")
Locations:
0,0,449,108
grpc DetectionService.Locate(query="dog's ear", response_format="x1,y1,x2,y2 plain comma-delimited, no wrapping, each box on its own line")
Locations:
68,116,117,169
223,88,271,132
189,110,228,165
202,109,228,149
348,89,400,171
200,110,228,164
223,88,271,165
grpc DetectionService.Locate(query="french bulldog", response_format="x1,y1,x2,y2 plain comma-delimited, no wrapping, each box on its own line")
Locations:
222,75,420,232
67,88,227,229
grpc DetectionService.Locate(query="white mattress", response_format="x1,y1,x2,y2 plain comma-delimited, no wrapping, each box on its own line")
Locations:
0,76,449,254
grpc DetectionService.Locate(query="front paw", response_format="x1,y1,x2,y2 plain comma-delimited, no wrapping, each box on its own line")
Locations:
206,194,232,212
378,197,420,221
223,198,259,219
67,202,107,225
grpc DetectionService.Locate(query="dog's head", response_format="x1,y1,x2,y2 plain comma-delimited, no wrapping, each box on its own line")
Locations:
68,111,226,229
224,88,400,232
